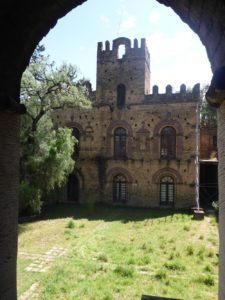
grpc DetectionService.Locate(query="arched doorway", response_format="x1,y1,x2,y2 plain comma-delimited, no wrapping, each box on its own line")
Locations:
67,174,79,202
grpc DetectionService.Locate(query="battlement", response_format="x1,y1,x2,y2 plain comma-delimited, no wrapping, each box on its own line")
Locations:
144,83,200,103
97,37,149,63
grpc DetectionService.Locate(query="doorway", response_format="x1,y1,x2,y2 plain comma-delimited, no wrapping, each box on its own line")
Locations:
67,174,79,202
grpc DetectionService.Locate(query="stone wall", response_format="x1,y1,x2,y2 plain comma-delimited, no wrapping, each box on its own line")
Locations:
96,38,150,105
53,95,198,208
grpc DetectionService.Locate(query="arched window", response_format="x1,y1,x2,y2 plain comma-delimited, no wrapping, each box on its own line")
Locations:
72,127,80,159
160,126,176,159
117,84,126,108
160,176,175,205
114,127,126,158
113,174,127,203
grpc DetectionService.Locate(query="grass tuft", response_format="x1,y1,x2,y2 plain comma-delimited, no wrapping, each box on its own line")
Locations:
113,265,134,278
65,219,75,229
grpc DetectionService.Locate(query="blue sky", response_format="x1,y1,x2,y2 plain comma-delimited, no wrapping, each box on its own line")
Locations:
42,0,212,92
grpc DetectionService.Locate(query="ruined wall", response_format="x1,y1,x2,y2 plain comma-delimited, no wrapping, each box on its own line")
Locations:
200,125,217,159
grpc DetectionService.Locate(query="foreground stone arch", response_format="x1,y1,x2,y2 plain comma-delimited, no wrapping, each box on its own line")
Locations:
1,1,225,299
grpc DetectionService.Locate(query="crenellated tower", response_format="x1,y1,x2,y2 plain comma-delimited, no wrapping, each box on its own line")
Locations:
96,37,150,107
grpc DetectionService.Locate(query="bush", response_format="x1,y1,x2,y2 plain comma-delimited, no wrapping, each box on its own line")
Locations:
65,219,75,229
97,253,108,262
113,265,134,277
186,245,194,256
155,269,168,280
197,275,215,286
164,260,186,271
19,180,42,215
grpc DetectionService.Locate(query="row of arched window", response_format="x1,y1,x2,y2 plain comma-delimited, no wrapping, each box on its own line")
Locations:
71,125,177,159
114,126,176,159
67,172,175,205
113,174,175,205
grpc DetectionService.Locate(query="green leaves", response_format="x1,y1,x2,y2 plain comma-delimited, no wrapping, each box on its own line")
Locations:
19,45,91,214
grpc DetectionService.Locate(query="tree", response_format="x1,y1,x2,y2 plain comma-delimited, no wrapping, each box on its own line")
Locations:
20,45,91,214
200,85,217,126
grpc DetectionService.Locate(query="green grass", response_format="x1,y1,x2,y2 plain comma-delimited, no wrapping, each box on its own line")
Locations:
17,204,218,299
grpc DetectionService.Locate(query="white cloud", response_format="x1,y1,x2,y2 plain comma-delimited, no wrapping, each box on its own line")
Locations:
100,15,110,25
147,31,212,92
120,15,136,32
149,11,160,24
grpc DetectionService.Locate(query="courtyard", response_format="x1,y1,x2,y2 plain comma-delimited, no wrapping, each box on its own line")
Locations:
17,204,218,299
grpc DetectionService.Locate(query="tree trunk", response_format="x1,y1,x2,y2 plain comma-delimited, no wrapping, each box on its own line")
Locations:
0,111,20,299
218,101,225,300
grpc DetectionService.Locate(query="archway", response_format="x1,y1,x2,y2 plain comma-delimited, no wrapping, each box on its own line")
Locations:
1,1,225,299
67,174,79,202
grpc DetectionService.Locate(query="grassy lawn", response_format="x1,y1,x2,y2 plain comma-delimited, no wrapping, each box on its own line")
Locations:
18,204,218,299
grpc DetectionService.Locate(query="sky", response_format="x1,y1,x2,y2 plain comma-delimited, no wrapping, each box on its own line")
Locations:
41,0,212,93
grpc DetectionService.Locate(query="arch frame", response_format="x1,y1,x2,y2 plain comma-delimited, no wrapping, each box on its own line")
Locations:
152,167,183,184
153,119,183,160
106,120,133,158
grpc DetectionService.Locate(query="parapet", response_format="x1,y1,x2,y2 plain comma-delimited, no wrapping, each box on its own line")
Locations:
97,37,149,62
145,83,200,103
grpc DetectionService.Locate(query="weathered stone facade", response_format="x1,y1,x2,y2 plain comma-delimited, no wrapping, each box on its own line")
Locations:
53,37,199,208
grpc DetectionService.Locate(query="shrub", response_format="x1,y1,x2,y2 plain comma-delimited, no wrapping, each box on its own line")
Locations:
65,219,75,229
204,264,213,272
186,245,194,256
197,275,215,286
113,265,134,278
164,260,186,271
97,253,108,262
183,225,190,231
19,180,42,214
155,269,168,280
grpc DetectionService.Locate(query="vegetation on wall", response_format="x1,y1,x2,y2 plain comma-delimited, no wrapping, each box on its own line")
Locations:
200,85,217,125
20,45,91,214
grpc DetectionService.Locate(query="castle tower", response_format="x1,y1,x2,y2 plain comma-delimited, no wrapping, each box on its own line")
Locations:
96,37,150,106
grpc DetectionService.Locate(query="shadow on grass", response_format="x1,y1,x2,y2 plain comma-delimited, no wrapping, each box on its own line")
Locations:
19,202,193,224
18,223,32,235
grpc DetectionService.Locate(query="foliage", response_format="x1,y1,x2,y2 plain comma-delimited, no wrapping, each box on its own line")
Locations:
200,85,217,125
20,45,91,214
19,180,42,214
65,219,75,229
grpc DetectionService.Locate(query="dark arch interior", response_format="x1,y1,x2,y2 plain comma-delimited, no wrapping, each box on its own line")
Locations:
67,174,79,202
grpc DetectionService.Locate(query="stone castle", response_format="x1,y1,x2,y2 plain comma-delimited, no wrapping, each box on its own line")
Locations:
53,37,201,208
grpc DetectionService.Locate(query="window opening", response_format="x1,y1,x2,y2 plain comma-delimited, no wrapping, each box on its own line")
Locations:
160,176,174,205
113,174,127,203
117,84,126,108
160,126,176,159
118,44,126,59
114,127,126,158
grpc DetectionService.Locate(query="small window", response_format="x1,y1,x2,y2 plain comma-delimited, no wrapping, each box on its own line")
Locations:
118,45,126,59
117,84,126,108
72,127,80,159
160,176,175,205
161,126,176,159
114,127,126,158
113,174,127,203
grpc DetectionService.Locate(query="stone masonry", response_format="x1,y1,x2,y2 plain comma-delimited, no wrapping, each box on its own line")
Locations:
53,37,200,209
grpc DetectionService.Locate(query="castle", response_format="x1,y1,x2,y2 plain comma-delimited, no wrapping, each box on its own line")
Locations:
53,37,201,208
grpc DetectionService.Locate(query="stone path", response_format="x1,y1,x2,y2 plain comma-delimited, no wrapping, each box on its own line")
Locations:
19,246,67,272
18,246,67,300
18,283,39,300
